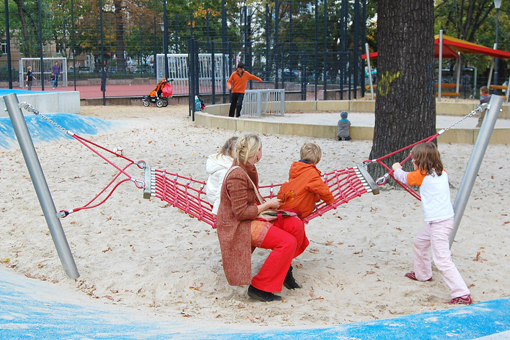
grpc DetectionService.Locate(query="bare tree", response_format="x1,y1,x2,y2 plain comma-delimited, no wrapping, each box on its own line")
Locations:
369,0,436,181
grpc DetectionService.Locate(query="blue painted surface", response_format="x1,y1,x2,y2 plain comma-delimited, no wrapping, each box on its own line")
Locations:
0,89,47,95
1,268,509,340
0,113,116,149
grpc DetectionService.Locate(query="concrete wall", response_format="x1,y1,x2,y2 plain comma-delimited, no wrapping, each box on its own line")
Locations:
198,100,509,144
0,91,80,117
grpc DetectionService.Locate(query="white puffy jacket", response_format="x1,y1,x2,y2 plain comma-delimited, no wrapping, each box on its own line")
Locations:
206,153,234,215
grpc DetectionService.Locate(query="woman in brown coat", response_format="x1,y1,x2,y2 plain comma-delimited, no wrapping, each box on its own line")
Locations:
216,133,309,302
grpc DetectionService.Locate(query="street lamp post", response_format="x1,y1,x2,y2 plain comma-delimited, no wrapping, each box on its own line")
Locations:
494,0,502,88
162,0,169,80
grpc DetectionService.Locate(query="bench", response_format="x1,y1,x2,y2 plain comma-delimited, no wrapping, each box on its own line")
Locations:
489,85,508,102
436,83,460,102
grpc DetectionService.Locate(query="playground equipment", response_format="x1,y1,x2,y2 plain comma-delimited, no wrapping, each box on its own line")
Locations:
4,92,503,278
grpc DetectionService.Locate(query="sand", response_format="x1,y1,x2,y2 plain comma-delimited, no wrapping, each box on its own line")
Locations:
1,105,509,329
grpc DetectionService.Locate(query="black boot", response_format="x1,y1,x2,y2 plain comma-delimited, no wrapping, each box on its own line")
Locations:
248,285,281,302
284,265,301,289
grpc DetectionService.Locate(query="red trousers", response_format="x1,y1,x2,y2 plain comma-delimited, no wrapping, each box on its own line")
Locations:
250,216,309,292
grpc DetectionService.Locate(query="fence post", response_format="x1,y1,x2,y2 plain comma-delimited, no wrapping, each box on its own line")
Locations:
257,90,262,117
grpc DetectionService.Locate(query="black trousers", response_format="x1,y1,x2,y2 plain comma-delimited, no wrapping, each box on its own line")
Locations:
229,93,245,117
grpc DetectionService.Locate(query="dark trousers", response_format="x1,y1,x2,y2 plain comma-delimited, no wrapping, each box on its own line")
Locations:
229,93,245,117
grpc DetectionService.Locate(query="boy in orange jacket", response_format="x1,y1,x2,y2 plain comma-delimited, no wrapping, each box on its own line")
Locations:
227,62,262,118
277,142,335,218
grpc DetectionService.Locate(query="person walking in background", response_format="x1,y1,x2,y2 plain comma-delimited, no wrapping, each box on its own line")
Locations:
26,67,36,91
52,61,61,89
227,62,262,118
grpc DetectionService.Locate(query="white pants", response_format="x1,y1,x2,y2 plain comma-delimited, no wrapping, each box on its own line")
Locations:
413,217,470,298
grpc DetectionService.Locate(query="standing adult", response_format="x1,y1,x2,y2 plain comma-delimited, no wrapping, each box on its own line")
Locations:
216,133,309,302
227,62,262,118
52,61,61,89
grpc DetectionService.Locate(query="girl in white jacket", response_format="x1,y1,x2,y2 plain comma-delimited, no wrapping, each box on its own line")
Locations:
206,136,238,215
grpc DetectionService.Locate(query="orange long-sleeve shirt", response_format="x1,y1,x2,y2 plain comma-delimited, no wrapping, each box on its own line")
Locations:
227,70,262,93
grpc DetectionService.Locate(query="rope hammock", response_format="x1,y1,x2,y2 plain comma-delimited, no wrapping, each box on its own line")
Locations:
18,102,488,227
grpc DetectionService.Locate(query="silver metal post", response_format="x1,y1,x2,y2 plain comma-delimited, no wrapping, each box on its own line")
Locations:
438,30,443,102
365,43,375,100
449,95,503,248
4,93,80,279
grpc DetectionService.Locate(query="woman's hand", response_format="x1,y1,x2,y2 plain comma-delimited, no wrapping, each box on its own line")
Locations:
257,198,281,214
392,162,402,170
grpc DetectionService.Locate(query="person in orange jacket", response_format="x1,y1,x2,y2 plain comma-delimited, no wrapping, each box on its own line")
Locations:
277,142,335,218
227,62,262,118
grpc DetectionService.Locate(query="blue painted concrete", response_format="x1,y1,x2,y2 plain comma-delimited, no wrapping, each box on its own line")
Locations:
0,89,48,96
0,113,116,149
1,268,509,340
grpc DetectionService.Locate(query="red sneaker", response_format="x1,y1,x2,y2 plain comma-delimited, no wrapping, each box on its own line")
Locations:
446,295,473,305
405,272,432,281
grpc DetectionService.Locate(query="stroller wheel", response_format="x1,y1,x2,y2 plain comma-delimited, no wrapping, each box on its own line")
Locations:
142,100,150,107
156,99,164,108
162,98,168,107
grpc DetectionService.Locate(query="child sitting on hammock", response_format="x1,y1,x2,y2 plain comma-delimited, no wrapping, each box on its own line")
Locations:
392,143,472,305
277,142,335,218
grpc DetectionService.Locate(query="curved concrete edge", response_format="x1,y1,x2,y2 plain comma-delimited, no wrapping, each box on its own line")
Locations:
199,102,510,144
0,90,81,117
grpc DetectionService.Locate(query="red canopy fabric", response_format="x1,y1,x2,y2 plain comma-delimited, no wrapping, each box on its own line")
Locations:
362,35,510,60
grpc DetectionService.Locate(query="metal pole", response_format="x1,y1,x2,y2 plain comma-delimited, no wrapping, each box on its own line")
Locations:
323,0,327,100
38,0,44,91
438,30,443,102
212,41,216,104
449,95,503,248
365,43,374,100
314,0,318,101
495,8,500,89
4,0,12,88
4,94,79,279
163,0,169,79
72,0,77,91
275,0,279,89
100,0,105,105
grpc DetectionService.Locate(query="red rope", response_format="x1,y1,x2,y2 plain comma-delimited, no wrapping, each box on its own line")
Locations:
59,134,146,217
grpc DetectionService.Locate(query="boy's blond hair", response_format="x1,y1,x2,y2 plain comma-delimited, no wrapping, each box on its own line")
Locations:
480,86,489,95
300,142,322,164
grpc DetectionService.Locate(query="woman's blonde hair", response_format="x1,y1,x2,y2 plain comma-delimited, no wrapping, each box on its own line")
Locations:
235,133,262,164
300,142,322,164
218,136,239,157
411,143,443,176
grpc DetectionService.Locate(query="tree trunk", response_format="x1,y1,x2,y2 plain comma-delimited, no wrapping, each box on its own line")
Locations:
368,0,436,183
114,0,126,72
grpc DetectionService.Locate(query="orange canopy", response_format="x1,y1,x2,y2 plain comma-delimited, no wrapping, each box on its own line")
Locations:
362,35,510,59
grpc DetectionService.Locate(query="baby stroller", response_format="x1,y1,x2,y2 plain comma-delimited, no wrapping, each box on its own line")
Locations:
142,78,173,107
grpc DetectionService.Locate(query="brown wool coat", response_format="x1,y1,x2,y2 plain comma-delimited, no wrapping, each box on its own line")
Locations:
216,164,259,286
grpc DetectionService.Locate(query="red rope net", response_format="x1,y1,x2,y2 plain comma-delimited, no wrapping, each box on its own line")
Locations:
152,164,379,228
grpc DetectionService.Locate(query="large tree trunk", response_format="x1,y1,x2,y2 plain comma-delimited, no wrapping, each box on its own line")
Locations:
368,0,436,182
114,0,126,73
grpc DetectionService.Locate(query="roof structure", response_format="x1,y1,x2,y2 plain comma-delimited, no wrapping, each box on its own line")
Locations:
362,35,510,59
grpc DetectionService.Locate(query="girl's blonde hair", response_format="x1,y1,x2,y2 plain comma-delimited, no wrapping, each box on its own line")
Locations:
411,143,443,176
218,136,238,157
300,142,322,164
235,133,262,164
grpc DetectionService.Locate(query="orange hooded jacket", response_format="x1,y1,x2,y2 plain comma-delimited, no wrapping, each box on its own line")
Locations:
277,161,335,218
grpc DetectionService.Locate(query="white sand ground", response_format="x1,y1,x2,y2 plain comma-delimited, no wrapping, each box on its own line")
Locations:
0,105,509,328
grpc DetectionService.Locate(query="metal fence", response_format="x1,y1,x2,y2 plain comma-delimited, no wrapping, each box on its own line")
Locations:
240,89,285,117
